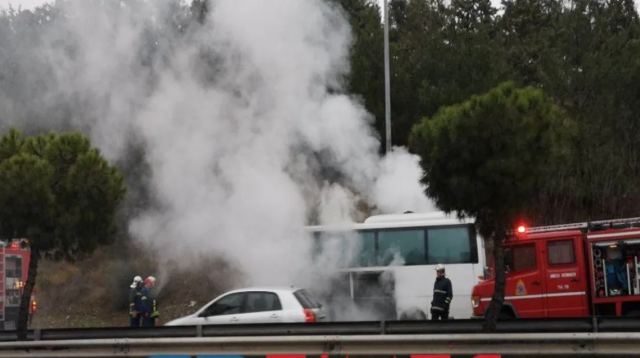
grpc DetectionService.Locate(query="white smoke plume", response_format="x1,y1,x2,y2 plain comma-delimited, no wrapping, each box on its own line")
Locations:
373,147,436,214
0,0,436,290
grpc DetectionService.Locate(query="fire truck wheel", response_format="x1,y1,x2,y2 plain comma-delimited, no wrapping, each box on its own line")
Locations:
498,307,516,319
483,306,516,319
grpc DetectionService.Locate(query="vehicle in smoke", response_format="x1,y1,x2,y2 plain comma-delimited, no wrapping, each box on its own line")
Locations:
164,287,326,326
472,217,640,318
308,211,486,321
0,239,36,330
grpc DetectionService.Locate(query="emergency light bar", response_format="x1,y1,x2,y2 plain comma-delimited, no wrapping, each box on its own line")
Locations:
520,217,640,234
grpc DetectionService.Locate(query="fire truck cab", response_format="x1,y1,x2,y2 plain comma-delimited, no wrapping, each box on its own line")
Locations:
472,218,640,318
0,239,35,329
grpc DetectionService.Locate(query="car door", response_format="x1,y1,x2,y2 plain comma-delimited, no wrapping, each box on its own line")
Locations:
504,242,546,317
544,237,588,317
239,291,284,323
196,292,246,325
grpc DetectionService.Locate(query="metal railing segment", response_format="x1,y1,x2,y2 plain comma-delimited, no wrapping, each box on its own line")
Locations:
0,318,636,357
0,332,638,357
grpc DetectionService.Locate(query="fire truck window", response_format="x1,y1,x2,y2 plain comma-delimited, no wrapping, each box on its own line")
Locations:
509,244,537,272
5,256,22,278
548,240,575,265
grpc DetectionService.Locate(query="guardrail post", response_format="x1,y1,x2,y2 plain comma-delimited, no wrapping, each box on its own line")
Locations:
380,320,386,334
592,316,598,333
33,329,41,341
196,324,203,337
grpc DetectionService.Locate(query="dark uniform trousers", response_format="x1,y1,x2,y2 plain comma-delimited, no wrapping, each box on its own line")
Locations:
431,276,452,320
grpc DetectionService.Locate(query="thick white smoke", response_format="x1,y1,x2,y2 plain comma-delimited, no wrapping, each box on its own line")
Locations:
0,0,436,289
373,147,436,214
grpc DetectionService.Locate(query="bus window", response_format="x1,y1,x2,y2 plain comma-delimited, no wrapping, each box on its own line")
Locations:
357,231,376,267
426,226,472,264
312,231,357,268
377,229,426,266
310,232,323,262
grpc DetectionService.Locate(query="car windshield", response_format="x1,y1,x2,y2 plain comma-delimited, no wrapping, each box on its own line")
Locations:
293,289,321,308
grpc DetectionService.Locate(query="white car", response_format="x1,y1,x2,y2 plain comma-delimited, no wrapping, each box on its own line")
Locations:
164,287,326,326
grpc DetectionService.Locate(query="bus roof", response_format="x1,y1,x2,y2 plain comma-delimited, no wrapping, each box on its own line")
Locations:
306,211,474,232
364,211,466,223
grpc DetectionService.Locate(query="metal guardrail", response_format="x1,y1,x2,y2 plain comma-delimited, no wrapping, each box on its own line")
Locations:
0,332,640,357
3,317,640,341
0,318,638,357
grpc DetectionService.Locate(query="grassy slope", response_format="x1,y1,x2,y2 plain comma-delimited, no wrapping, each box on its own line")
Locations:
30,242,241,328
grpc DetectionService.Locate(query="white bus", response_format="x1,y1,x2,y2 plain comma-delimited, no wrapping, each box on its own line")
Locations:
308,211,486,320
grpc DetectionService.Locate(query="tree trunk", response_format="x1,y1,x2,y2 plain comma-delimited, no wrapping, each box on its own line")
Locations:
17,246,39,340
483,228,506,332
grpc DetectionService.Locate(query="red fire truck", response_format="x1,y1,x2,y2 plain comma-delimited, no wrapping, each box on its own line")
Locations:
0,239,35,330
471,217,640,318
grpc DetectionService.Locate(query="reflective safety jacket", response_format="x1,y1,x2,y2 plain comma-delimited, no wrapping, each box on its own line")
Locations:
431,276,453,311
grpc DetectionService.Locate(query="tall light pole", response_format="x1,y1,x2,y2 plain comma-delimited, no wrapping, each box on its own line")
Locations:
383,0,392,153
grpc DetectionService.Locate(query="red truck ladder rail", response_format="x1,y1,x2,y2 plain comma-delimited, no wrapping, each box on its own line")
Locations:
525,217,640,234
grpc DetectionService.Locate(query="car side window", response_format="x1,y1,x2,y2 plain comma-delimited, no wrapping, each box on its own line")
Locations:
245,292,282,313
201,293,245,317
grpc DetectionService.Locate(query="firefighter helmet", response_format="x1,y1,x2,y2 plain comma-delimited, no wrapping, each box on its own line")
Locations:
130,275,143,288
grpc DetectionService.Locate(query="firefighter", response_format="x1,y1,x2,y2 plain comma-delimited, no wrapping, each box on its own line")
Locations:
430,263,453,320
128,275,143,327
141,276,159,327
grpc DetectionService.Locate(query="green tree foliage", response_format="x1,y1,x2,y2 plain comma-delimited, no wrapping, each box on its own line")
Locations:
389,0,448,146
387,0,507,147
357,0,640,225
0,0,639,225
410,82,575,329
330,0,385,144
498,0,565,87
0,0,640,324
0,129,125,338
557,0,640,219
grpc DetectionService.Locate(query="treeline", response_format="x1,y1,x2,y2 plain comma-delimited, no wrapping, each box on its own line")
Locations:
0,0,639,225
340,0,640,224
